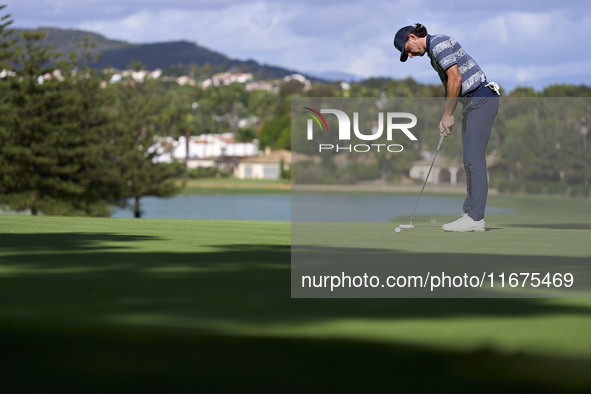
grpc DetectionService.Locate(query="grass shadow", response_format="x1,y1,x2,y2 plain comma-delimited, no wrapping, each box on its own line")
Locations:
2,233,591,391
0,237,589,324
1,324,590,393
0,233,163,251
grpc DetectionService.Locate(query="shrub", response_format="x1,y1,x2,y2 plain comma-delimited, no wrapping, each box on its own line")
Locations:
524,181,544,194
291,160,340,184
570,184,591,197
341,163,381,183
507,181,523,193
186,167,229,179
545,182,568,195
495,180,510,193
280,159,291,180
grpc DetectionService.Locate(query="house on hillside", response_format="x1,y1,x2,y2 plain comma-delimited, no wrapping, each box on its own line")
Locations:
177,76,196,86
245,81,276,92
106,68,161,84
152,133,258,173
409,156,465,185
408,154,498,185
283,73,311,91
201,72,255,89
0,69,16,78
235,149,293,180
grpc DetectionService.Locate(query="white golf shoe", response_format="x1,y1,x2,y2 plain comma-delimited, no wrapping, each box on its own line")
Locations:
442,213,485,232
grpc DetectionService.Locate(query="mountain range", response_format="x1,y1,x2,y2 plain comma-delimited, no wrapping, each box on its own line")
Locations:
10,27,324,80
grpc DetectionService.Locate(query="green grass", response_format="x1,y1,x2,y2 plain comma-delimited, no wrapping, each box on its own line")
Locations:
1,194,591,391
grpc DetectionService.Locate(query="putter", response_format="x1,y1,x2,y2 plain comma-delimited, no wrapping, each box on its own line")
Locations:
399,133,445,229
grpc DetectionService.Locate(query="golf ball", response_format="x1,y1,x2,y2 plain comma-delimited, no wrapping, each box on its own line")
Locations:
395,227,401,233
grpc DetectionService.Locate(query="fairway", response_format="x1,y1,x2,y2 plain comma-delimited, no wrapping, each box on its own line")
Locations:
1,194,591,391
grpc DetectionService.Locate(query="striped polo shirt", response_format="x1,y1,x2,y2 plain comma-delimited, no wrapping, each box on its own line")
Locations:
427,34,486,97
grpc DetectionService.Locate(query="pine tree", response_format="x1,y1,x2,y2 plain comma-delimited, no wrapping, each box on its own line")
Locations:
0,30,123,215
0,4,15,69
61,37,126,214
0,4,15,214
113,79,184,218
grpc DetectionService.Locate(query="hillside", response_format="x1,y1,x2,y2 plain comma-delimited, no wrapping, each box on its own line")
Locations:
10,27,131,57
10,27,312,80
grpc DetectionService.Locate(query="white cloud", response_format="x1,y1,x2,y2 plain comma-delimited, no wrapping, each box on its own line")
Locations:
488,61,591,84
78,2,295,52
9,0,591,90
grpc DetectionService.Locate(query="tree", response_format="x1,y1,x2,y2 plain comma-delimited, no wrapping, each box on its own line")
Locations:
65,37,125,213
209,83,247,134
161,84,208,139
259,114,290,150
305,82,339,98
0,4,15,69
128,60,146,72
201,62,212,78
279,79,305,97
509,86,539,97
113,80,184,218
0,30,122,215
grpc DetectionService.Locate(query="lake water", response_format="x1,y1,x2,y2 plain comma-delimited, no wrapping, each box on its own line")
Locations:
112,194,511,222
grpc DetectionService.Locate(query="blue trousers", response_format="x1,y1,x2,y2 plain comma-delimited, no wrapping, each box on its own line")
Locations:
461,86,499,221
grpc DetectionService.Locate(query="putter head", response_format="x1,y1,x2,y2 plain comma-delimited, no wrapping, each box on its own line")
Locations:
399,224,414,229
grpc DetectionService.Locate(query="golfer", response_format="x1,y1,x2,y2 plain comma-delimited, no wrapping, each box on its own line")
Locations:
394,23,499,232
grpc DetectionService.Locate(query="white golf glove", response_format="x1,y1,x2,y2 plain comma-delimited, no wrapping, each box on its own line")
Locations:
485,82,500,96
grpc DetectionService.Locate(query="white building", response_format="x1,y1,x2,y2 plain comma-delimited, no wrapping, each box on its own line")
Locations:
205,72,254,87
201,79,213,89
153,133,258,169
408,154,499,185
109,73,122,83
235,149,292,180
237,116,260,128
149,69,162,79
245,81,275,92
0,69,16,78
106,68,162,84
177,76,196,86
409,156,465,185
42,69,64,81
283,73,311,91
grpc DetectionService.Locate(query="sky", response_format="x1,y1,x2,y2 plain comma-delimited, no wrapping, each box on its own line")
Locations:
5,0,591,91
